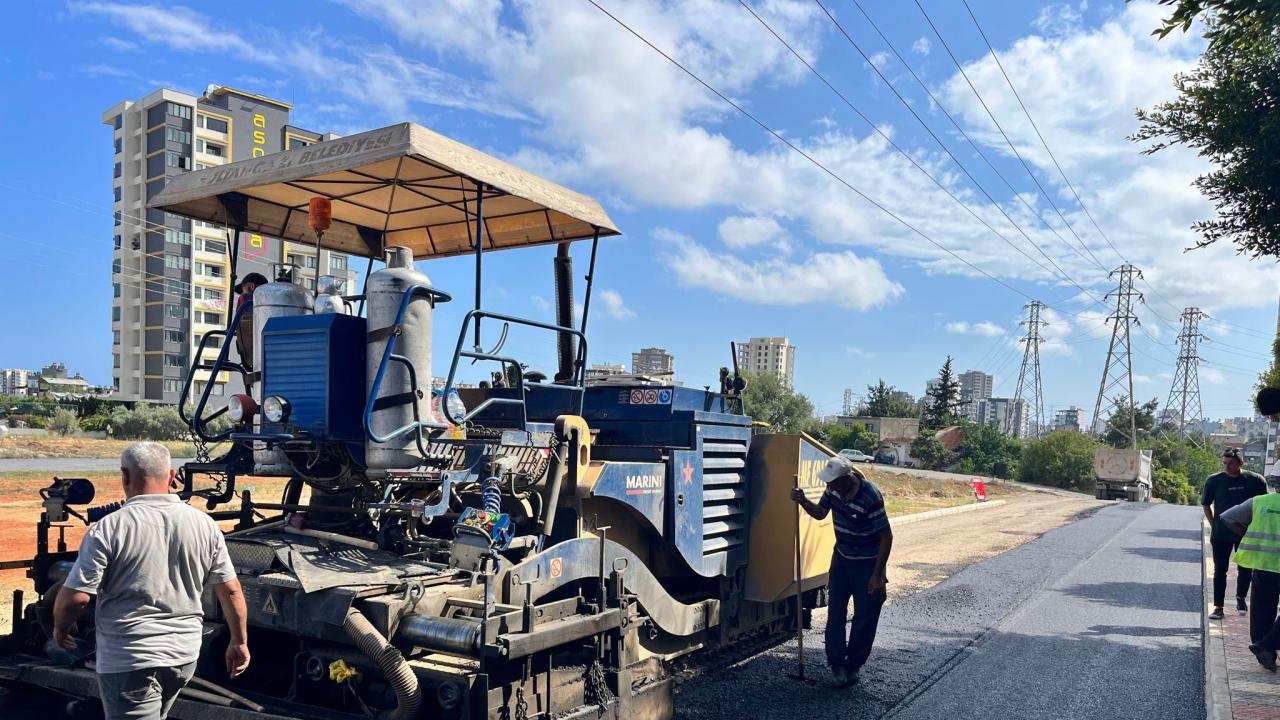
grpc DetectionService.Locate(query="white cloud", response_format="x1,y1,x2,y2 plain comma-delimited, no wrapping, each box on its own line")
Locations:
1134,373,1153,384
529,295,551,313
947,320,1006,336
81,63,136,79
101,36,137,52
911,37,931,56
597,289,636,320
1202,368,1227,385
847,346,876,359
658,228,903,310
717,215,789,251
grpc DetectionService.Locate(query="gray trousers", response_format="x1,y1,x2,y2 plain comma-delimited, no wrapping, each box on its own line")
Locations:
98,662,196,720
825,553,886,670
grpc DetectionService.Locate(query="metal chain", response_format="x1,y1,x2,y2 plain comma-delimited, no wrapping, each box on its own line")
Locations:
584,660,613,716
514,687,529,720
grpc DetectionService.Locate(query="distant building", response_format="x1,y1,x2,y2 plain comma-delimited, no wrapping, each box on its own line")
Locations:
977,397,1029,438
957,370,993,421
737,337,796,388
839,415,921,466
587,363,627,381
631,348,675,378
889,390,915,406
1053,406,1087,433
0,369,35,397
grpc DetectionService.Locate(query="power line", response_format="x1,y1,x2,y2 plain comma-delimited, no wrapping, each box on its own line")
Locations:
583,0,1053,306
809,0,1109,308
959,0,1127,268
847,0,1109,276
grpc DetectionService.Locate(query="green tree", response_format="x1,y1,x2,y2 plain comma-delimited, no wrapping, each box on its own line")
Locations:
1103,396,1159,448
48,408,81,437
955,422,1023,477
862,380,918,418
910,430,948,471
1153,467,1196,505
809,422,878,454
1135,9,1280,256
1019,430,1099,491
923,356,962,430
741,372,815,434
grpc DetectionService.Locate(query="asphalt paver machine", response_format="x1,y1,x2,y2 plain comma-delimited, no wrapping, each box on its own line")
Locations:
0,123,840,720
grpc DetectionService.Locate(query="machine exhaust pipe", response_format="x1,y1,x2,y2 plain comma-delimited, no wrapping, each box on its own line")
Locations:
553,242,576,383
343,608,422,720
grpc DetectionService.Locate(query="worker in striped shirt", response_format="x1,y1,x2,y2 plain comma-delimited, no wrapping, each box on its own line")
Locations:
791,455,894,687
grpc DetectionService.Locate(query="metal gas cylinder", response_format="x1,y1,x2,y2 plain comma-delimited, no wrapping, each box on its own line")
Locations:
253,271,314,474
365,247,433,471
314,275,350,315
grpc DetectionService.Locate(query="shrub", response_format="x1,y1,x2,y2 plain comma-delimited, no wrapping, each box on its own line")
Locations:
1153,467,1196,505
1019,430,1099,491
48,408,81,437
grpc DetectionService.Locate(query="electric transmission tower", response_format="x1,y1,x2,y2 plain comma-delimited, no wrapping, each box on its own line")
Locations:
1165,308,1207,445
1008,301,1046,438
1091,265,1144,448
842,388,856,416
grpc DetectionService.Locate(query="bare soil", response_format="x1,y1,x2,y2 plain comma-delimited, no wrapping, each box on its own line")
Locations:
0,438,197,460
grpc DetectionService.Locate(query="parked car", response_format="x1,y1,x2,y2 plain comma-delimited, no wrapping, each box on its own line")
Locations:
838,449,874,463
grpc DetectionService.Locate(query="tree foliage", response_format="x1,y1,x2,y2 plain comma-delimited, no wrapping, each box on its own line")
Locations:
48,408,81,437
1019,430,1099,492
1134,8,1280,256
810,421,878,454
741,371,815,434
955,422,1022,477
910,430,949,471
923,356,962,430
1103,396,1159,448
1153,467,1197,505
861,380,918,418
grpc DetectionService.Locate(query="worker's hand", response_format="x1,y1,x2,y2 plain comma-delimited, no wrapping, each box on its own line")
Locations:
225,642,251,678
53,623,78,651
789,488,806,504
867,572,887,595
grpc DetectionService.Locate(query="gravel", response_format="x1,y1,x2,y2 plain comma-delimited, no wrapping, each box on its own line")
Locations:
674,502,1203,720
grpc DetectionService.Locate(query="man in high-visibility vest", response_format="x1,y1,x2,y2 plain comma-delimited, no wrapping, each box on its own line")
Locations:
1220,481,1280,672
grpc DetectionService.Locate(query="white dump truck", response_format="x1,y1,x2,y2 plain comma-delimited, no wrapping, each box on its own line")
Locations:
1094,447,1153,501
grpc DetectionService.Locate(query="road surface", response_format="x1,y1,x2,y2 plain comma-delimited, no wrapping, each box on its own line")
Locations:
0,458,194,473
675,502,1202,720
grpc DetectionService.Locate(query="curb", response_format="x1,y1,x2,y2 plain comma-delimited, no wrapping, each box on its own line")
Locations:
1204,518,1233,720
891,499,1007,526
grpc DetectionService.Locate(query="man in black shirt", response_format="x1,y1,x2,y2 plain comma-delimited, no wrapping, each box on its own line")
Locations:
1202,447,1268,619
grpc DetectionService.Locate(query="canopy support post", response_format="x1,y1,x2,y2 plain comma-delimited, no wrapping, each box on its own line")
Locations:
575,228,601,384
473,181,486,351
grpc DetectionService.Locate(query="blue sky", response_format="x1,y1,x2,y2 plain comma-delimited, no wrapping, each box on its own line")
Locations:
1,0,1277,422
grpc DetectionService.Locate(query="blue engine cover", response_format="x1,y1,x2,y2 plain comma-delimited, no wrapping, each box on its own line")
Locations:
261,314,366,462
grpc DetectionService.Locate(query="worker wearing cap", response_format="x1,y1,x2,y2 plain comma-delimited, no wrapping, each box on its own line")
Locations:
790,456,893,687
1203,447,1268,619
1218,475,1280,672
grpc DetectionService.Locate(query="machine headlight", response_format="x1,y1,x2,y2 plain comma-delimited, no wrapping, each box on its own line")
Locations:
263,396,291,423
228,394,257,422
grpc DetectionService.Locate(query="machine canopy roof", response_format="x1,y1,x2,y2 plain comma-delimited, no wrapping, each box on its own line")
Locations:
148,122,620,260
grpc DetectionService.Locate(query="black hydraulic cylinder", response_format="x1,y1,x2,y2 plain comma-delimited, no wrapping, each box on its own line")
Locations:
554,242,576,383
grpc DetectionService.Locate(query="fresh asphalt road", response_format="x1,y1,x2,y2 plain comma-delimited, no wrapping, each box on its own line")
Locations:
0,458,194,473
675,502,1203,720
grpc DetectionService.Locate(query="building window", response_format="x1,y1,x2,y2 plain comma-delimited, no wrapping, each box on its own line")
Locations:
113,353,120,369
302,277,316,291
112,258,121,274
113,330,120,345
198,311,222,325
112,306,121,322
288,137,311,150
201,334,223,348
165,330,185,344
165,278,188,295
164,228,191,245
197,114,228,133
165,127,191,144
194,286,223,301
167,102,191,120
194,261,224,279
113,114,123,130
163,379,182,393
165,151,191,170
329,254,348,272
195,162,213,170
114,138,122,154
166,304,184,319
113,162,121,179
198,238,226,254
164,354,184,368
195,139,224,157
114,235,121,250
113,186,122,202
164,254,191,270
113,282,120,298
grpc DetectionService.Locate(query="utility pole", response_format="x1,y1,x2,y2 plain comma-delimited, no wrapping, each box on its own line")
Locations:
1166,308,1207,445
842,388,856,416
1008,301,1046,439
1091,265,1143,449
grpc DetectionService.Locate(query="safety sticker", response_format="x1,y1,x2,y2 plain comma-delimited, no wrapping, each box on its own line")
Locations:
657,388,673,404
630,389,644,404
643,389,658,404
550,558,563,579
625,387,676,405
262,592,279,616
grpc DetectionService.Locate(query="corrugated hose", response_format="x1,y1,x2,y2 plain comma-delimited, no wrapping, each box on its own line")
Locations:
343,608,422,720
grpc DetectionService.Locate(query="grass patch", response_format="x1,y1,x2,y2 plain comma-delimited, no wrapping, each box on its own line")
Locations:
0,438,198,459
861,469,1021,517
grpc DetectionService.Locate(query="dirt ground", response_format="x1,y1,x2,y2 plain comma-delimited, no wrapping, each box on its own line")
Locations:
0,438,198,460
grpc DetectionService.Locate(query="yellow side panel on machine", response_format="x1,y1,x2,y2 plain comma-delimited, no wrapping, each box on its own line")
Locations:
744,433,836,603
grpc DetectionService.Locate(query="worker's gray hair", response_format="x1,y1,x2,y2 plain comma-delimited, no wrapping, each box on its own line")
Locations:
121,441,171,481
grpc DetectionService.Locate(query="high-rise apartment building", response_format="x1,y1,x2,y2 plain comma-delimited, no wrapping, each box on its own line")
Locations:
1053,406,1087,433
0,369,34,397
977,397,1029,438
105,85,354,404
632,348,675,378
737,337,796,388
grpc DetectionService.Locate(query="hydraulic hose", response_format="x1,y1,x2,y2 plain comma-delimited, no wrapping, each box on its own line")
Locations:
343,608,422,720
